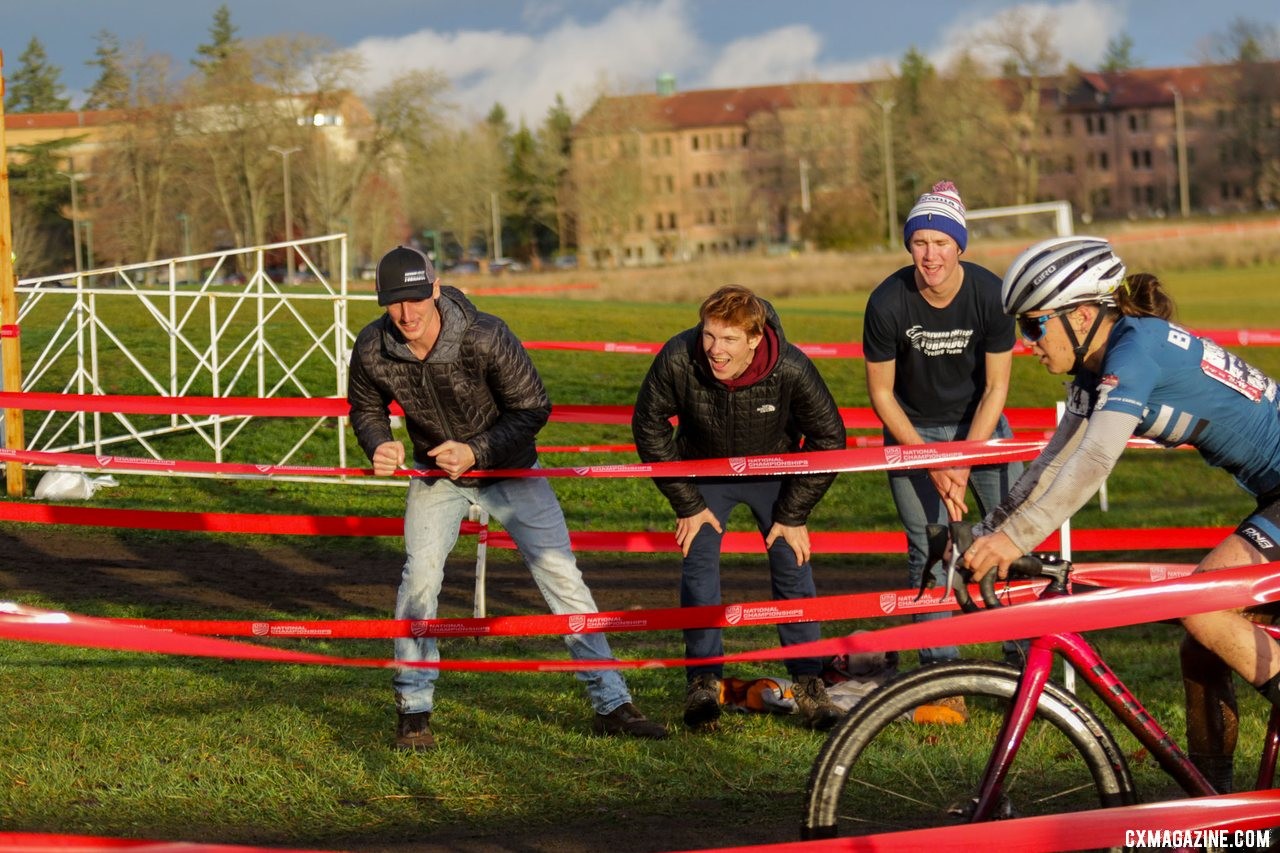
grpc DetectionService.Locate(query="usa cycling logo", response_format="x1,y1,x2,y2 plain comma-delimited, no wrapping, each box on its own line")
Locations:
252,622,270,636
568,615,586,633
879,593,897,614
725,605,743,625
410,620,431,637
729,457,748,473
885,447,903,465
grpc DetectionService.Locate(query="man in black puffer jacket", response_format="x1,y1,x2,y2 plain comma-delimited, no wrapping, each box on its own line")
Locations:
349,245,667,750
632,285,847,731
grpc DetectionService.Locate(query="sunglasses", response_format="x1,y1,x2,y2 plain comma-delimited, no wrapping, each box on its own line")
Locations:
1017,307,1073,342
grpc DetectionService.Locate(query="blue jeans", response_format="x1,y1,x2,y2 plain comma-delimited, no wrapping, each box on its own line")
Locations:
682,478,825,682
394,473,632,715
886,417,1023,665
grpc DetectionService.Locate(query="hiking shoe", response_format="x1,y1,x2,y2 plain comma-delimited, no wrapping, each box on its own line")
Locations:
913,695,969,726
593,702,669,740
394,711,436,751
683,674,723,730
794,675,842,731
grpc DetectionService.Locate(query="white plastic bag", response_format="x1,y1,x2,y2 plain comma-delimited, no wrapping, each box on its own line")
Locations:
34,469,120,501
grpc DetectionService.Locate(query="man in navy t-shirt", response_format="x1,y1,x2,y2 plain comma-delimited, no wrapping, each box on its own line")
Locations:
862,181,1024,703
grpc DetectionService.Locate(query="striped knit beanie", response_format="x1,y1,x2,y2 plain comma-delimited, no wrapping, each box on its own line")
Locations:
903,180,968,252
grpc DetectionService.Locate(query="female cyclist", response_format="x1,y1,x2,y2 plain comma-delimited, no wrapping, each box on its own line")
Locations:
963,235,1280,795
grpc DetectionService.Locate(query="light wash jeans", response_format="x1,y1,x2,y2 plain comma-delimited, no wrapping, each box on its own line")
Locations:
681,478,825,682
394,472,632,716
886,416,1024,666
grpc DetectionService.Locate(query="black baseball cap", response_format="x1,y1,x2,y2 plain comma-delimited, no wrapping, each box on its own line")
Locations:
375,245,438,306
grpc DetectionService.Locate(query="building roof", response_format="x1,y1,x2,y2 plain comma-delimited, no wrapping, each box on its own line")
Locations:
4,109,128,130
576,80,865,134
1052,61,1280,111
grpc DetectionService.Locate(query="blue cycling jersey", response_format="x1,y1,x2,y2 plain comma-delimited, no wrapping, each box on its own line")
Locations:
1071,316,1280,498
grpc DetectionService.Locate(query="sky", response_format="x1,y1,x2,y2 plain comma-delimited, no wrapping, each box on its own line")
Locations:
1,0,1277,125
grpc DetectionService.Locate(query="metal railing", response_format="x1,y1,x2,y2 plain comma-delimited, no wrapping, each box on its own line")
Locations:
3,234,373,484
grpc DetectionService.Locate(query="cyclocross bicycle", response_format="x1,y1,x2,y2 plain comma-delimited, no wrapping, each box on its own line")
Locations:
800,521,1280,838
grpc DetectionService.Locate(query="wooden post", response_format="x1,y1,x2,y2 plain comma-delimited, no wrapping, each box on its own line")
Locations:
0,51,27,496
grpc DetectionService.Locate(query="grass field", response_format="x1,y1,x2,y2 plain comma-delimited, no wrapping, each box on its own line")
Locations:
2,245,1280,850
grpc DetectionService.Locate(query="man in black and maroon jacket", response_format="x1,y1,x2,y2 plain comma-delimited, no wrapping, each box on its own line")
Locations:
349,245,667,750
632,284,847,731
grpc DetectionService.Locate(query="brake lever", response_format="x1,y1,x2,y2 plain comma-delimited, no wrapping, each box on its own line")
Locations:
917,523,951,602
947,522,986,613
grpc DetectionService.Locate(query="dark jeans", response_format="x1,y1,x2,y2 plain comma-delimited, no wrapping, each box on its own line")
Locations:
681,477,824,682
886,416,1025,665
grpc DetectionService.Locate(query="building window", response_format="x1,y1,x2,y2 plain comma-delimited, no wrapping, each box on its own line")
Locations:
655,213,664,231
1086,115,1109,136
1128,112,1150,132
1130,149,1153,169
1062,117,1073,135
668,212,677,229
692,136,700,151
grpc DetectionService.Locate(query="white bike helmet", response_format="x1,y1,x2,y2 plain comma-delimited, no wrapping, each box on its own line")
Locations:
1001,236,1126,316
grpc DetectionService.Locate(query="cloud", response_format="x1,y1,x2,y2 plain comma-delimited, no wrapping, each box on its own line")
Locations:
342,0,1129,127
348,0,704,124
931,0,1125,71
702,25,823,88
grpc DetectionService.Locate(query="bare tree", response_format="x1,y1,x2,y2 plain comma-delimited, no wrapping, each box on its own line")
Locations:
1202,19,1280,209
564,89,646,267
981,6,1063,205
82,51,182,269
409,120,508,262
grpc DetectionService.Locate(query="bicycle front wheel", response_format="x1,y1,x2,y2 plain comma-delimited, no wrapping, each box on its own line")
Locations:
802,660,1136,838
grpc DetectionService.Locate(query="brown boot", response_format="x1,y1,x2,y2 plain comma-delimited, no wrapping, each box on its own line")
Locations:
683,675,723,730
593,702,669,740
394,711,436,751
794,675,842,731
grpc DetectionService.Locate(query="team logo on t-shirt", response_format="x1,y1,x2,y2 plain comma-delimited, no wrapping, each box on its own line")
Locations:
904,325,974,356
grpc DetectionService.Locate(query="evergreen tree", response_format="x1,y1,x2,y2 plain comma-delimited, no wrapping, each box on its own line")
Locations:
193,4,239,74
4,37,71,113
1100,34,1140,72
83,30,131,110
897,47,935,116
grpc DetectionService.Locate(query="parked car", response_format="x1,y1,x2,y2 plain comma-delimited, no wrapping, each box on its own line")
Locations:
443,259,481,275
552,254,579,270
489,258,526,275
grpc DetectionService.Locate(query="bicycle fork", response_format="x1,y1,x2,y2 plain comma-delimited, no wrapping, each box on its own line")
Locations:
969,640,1057,820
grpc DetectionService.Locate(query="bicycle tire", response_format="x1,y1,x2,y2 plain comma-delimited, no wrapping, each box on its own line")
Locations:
801,660,1137,838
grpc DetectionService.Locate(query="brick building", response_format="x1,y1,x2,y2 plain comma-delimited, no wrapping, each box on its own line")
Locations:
570,62,1280,266
569,79,865,267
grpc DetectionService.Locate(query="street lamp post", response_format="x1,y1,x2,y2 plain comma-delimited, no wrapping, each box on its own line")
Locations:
490,190,502,261
799,158,811,214
269,145,301,282
57,159,87,273
177,213,192,282
878,98,898,249
1168,85,1190,218
82,221,94,270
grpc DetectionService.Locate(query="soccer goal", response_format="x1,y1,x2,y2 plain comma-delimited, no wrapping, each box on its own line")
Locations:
966,200,1074,242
